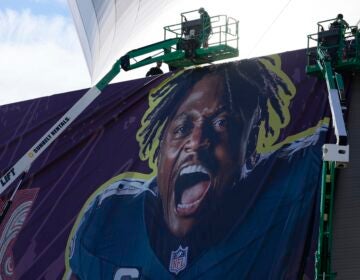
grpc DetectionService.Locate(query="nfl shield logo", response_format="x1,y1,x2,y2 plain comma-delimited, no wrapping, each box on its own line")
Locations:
169,245,189,275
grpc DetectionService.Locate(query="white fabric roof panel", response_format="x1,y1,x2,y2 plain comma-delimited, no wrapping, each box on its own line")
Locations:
67,0,173,83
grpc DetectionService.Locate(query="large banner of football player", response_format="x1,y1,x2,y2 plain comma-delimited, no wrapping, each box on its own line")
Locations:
0,51,330,279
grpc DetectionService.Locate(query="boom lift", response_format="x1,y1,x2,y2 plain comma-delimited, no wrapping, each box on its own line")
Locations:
306,15,360,280
121,10,239,70
0,11,238,215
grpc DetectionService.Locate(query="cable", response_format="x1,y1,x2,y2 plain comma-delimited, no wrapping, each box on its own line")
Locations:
247,0,293,57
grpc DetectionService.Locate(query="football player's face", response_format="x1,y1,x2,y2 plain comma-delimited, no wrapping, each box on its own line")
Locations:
157,74,242,237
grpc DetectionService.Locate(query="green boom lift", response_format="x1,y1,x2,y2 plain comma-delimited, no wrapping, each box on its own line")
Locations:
120,10,239,71
306,14,360,280
0,11,239,216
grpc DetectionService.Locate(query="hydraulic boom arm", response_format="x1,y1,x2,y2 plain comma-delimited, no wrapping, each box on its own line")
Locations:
0,12,240,196
0,60,122,196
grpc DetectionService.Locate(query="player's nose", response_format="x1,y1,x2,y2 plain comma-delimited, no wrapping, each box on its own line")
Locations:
185,125,210,152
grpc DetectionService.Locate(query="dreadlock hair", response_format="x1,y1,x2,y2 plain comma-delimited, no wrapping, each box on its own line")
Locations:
136,56,295,172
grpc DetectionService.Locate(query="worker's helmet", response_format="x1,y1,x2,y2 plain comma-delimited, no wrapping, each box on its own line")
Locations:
337,13,343,19
199,7,205,13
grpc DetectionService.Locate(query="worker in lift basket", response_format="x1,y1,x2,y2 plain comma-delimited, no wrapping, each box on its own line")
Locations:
198,7,212,48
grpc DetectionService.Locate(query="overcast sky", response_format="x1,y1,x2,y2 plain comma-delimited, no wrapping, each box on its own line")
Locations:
0,0,89,105
0,0,359,105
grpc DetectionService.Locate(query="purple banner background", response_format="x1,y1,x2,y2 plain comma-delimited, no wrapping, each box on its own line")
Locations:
0,49,330,279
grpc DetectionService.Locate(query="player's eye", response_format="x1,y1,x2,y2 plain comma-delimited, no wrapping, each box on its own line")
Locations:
212,116,228,132
173,122,192,139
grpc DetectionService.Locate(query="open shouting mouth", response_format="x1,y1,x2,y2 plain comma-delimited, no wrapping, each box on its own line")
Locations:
174,165,211,216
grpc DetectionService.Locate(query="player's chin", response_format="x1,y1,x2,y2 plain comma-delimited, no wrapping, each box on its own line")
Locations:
170,195,214,235
168,212,197,237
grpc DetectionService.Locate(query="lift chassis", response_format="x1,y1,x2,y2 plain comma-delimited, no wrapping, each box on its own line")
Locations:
306,15,360,280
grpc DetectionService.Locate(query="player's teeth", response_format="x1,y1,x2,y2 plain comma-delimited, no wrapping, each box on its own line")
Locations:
180,165,208,176
177,199,201,209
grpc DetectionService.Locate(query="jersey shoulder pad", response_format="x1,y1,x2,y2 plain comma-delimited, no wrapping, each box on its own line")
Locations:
97,177,156,206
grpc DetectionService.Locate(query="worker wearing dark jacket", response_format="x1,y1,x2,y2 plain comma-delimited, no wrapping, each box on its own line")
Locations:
199,8,211,48
146,61,163,77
